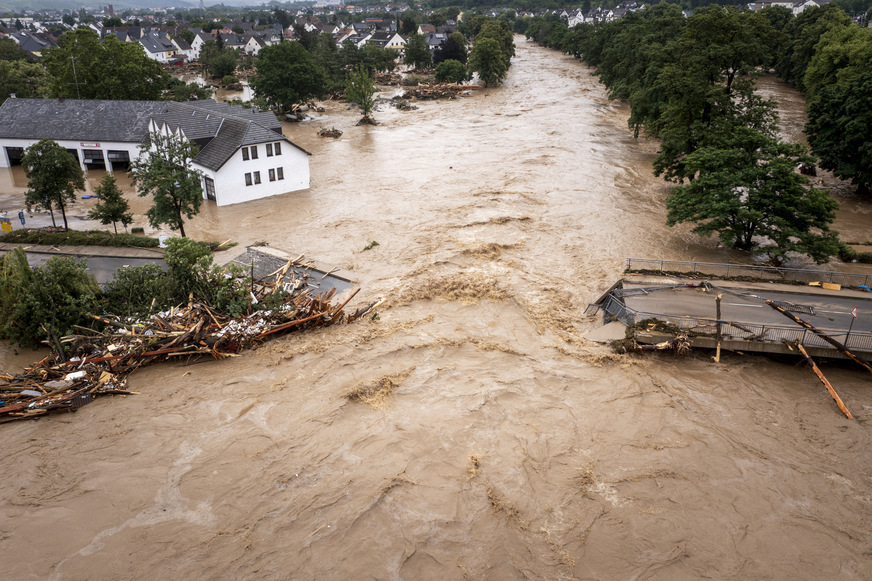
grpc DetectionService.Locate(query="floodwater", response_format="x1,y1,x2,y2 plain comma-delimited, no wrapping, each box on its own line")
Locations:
3,39,872,580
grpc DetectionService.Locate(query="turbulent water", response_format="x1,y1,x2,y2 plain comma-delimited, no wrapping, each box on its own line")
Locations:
3,39,872,580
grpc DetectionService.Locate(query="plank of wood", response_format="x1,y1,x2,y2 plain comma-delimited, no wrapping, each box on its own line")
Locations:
796,343,853,419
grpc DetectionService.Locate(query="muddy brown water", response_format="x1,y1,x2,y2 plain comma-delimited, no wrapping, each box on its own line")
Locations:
3,40,872,580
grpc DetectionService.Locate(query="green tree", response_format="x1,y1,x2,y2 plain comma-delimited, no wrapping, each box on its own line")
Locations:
131,131,204,238
103,16,123,27
88,174,133,234
666,131,840,263
0,60,50,104
250,41,326,111
806,70,872,195
468,37,507,87
803,25,872,98
435,59,468,83
0,37,26,61
210,52,237,78
476,20,514,68
345,64,377,121
177,28,196,44
774,4,851,91
0,248,100,350
403,33,432,69
434,31,468,65
44,28,168,100
21,139,84,231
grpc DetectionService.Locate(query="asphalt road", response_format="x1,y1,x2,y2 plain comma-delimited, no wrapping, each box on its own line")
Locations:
623,283,872,336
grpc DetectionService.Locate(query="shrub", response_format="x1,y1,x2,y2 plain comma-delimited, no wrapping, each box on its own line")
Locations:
0,248,100,348
102,263,175,318
435,59,469,84
0,229,158,247
222,75,238,85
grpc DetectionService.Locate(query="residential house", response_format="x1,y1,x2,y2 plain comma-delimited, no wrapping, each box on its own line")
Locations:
172,36,195,60
243,33,265,55
0,98,311,207
139,31,178,63
417,23,436,35
191,31,212,60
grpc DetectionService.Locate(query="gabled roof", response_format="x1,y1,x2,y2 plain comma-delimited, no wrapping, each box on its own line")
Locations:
151,101,308,171
172,37,192,51
0,98,167,142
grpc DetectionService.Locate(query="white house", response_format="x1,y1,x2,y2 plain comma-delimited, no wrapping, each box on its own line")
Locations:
243,33,266,55
191,31,212,60
0,98,311,207
172,36,195,60
138,31,178,63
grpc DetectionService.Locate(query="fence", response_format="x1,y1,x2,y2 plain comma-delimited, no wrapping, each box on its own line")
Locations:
597,293,872,352
626,258,872,288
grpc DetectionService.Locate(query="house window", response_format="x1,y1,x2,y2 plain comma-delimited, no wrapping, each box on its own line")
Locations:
253,171,261,184
274,142,282,155
245,173,252,186
266,143,273,157
277,167,284,180
242,147,249,161
269,169,275,182
250,145,258,159
204,177,216,201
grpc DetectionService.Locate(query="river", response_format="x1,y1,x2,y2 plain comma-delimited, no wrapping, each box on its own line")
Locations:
2,39,872,580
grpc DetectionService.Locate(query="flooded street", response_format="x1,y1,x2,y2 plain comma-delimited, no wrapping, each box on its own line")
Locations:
3,39,872,580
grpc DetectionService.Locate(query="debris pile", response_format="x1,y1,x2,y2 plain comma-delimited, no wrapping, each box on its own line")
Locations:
0,259,373,424
375,72,403,85
401,83,481,100
318,127,343,138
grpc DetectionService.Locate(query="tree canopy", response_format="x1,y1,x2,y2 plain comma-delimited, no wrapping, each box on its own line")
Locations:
404,33,432,69
806,70,872,196
88,174,133,235
666,132,840,263
345,64,378,121
43,28,168,100
250,41,326,111
21,139,85,231
469,37,507,87
131,131,204,238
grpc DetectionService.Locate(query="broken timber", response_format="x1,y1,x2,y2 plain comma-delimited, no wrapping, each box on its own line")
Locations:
765,300,872,376
796,343,852,419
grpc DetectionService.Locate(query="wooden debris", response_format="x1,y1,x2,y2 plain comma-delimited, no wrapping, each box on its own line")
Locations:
796,343,852,419
822,282,841,291
765,300,872,376
0,269,362,424
401,83,473,100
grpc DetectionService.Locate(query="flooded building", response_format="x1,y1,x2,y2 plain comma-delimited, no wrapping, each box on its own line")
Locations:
0,98,311,206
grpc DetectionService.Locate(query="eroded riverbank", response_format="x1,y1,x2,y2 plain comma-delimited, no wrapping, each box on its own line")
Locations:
2,39,871,580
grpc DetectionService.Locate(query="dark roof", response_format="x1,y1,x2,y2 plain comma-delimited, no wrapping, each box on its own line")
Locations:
0,98,168,142
172,37,191,50
0,98,309,173
151,101,308,171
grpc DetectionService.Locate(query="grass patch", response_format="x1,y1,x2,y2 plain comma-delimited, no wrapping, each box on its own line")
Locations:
0,229,159,248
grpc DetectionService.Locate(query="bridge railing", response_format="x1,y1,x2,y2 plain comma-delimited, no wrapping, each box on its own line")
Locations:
598,294,872,352
625,258,872,288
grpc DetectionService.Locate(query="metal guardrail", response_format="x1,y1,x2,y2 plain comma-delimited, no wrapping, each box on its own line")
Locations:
626,258,872,288
598,294,872,352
